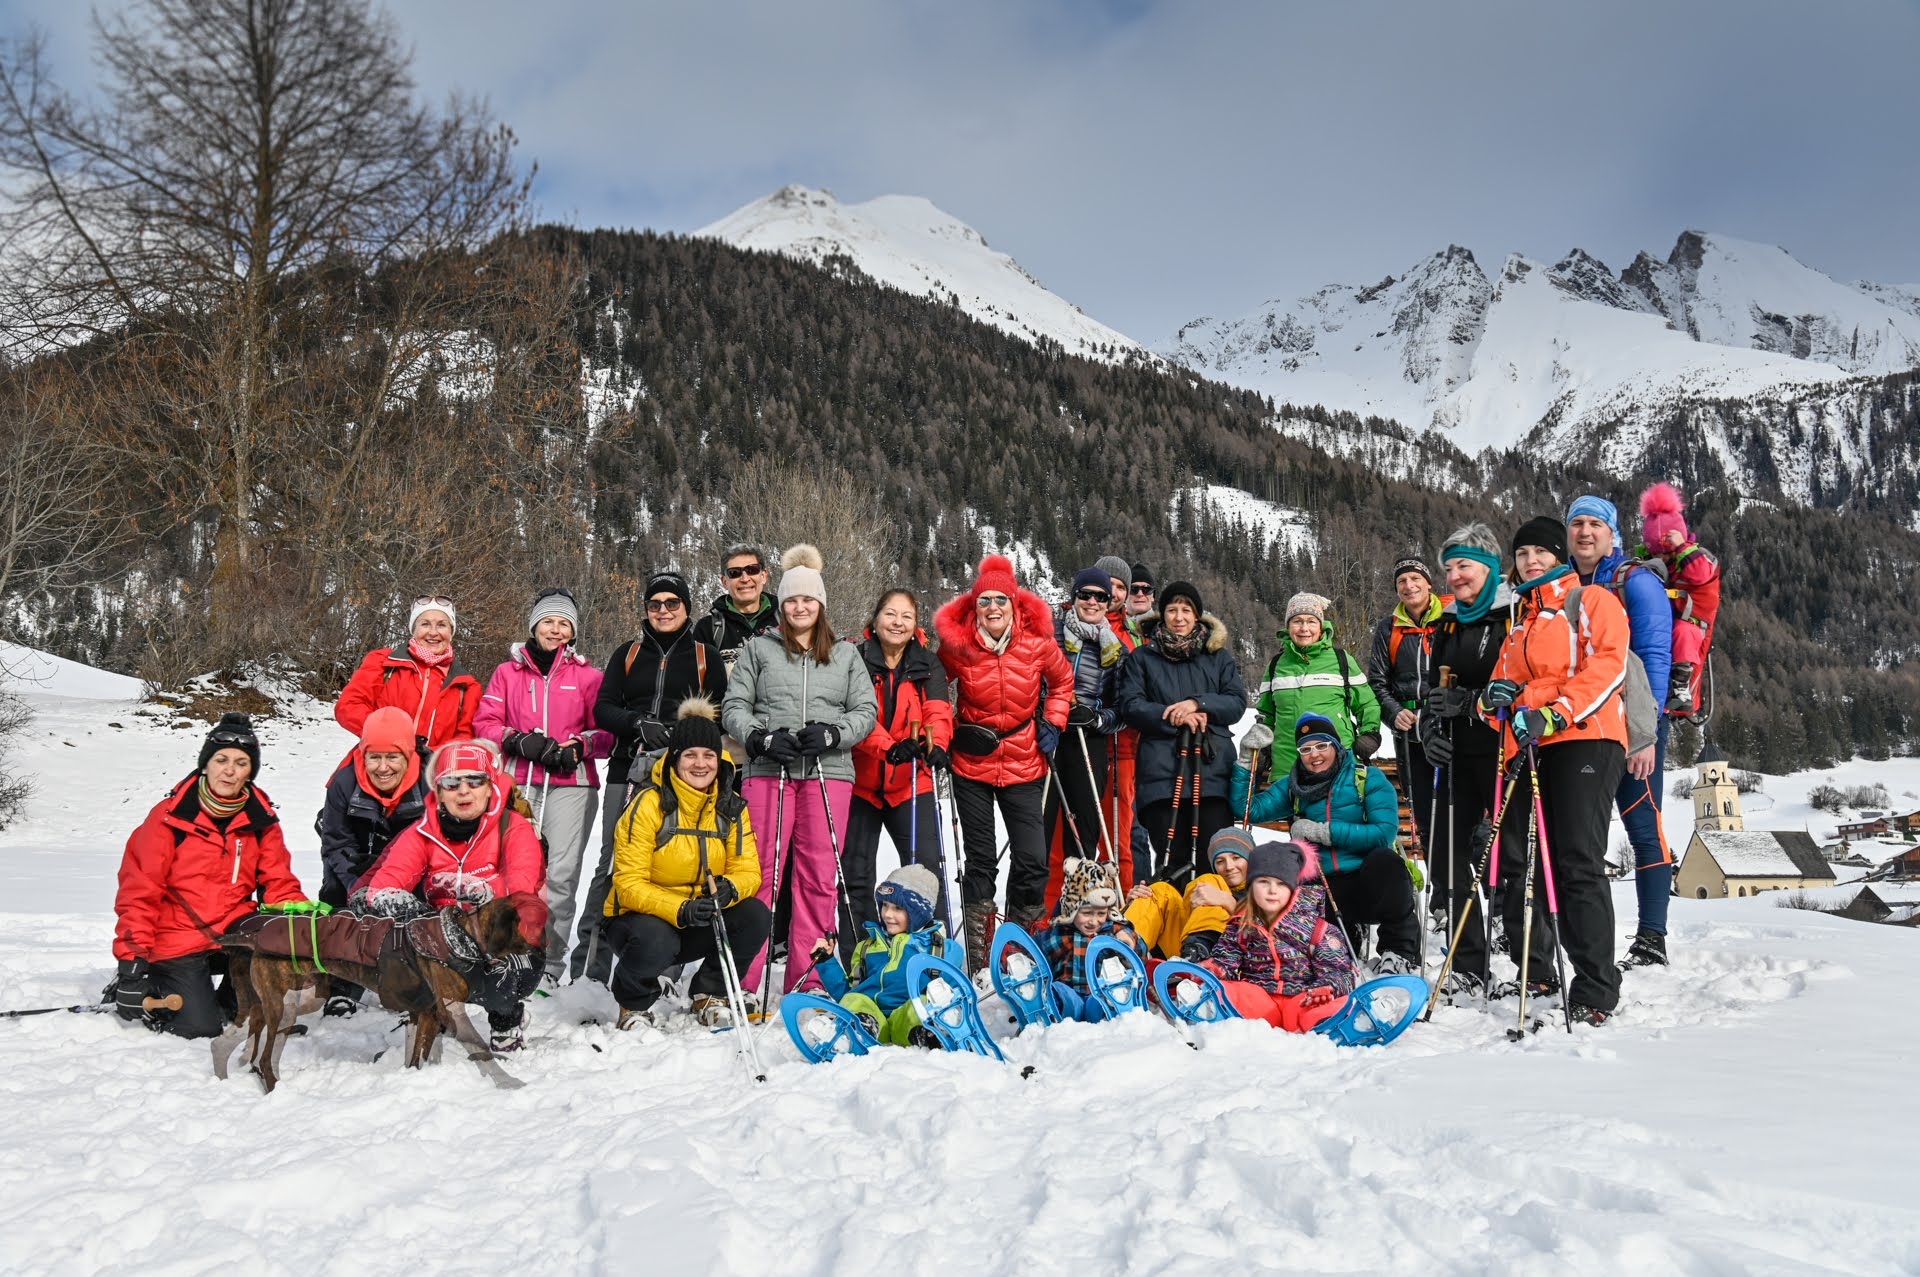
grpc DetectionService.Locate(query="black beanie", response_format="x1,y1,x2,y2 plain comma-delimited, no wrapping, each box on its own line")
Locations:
646,571,692,610
1130,563,1154,589
1511,515,1569,564
667,695,725,765
199,712,261,777
1159,580,1204,618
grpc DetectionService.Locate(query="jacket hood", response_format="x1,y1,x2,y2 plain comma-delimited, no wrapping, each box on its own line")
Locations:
706,592,776,621
858,631,938,679
1140,610,1230,654
934,584,1055,655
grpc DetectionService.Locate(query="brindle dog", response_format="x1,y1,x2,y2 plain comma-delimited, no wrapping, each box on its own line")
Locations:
213,895,537,1093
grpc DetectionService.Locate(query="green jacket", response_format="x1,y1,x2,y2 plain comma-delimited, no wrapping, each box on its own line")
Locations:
1253,623,1382,775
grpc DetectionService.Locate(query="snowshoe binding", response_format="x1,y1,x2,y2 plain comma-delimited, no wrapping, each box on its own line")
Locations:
1085,936,1149,1019
1314,975,1429,1048
905,953,1005,1061
1152,960,1240,1025
989,921,1062,1030
781,993,880,1064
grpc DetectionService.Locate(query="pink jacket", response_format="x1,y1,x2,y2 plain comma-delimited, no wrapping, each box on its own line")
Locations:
474,645,615,789
357,773,549,946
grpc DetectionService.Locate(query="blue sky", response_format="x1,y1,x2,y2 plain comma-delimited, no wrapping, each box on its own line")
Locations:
11,0,1919,340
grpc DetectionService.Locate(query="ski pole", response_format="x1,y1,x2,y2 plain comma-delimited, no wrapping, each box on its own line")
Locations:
753,764,791,997
1186,727,1204,882
701,853,766,1083
5,993,183,1019
1527,744,1575,1034
1044,757,1090,863
907,718,922,867
814,770,857,966
1510,757,1542,1043
1074,723,1117,863
1423,766,1522,1021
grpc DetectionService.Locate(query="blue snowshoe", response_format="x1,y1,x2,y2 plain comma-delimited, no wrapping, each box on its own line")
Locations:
1153,959,1240,1024
781,993,879,1064
1085,936,1149,1018
905,953,1005,1061
989,921,1061,1030
1314,975,1429,1048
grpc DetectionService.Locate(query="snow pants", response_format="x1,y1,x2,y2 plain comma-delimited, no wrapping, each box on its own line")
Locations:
1222,980,1345,1033
145,952,233,1039
1123,878,1232,959
838,991,925,1045
1139,796,1234,888
842,789,948,946
529,785,598,979
1496,740,1625,1012
742,774,853,994
1322,849,1422,965
1430,749,1502,981
954,775,1048,918
569,781,637,984
1617,716,1672,936
603,900,773,1014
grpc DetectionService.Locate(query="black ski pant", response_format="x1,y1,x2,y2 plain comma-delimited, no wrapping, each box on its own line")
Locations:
1044,728,1110,861
842,791,948,947
954,775,1047,917
1322,849,1422,965
1431,749,1502,980
147,951,234,1039
1497,739,1625,1012
467,950,545,1031
1139,796,1234,888
603,900,773,1013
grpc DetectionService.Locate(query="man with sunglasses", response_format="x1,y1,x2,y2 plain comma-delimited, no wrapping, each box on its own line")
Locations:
693,545,781,675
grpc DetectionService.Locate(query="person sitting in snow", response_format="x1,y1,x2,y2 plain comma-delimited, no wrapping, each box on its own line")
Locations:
1199,838,1357,1032
1123,826,1257,960
808,863,947,1048
111,714,309,1038
1030,858,1148,1022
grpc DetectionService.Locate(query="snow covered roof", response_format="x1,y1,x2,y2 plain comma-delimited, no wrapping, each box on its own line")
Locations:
1692,830,1834,880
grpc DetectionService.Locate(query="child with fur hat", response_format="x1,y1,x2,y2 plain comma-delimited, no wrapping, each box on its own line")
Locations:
809,863,947,1047
1200,838,1357,1032
1029,858,1148,1022
1637,482,1721,716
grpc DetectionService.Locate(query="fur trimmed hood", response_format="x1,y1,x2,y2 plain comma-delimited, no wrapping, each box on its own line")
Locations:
1138,610,1230,655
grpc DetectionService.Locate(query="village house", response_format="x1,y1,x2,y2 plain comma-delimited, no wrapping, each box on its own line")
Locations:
1675,830,1836,899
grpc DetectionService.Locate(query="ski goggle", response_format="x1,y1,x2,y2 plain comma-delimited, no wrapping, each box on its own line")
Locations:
435,772,489,791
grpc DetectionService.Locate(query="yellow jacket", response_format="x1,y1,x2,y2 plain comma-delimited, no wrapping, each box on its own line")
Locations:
607,758,761,926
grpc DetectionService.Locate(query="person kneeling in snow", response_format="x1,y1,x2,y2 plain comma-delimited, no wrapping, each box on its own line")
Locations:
1200,838,1357,1032
111,714,310,1038
601,698,771,1032
1123,826,1260,960
1030,859,1148,1022
358,740,548,1052
809,863,946,1047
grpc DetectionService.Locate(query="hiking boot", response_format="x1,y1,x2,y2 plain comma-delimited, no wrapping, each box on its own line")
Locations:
1369,951,1418,978
1619,930,1668,970
615,1006,660,1032
1488,977,1559,1002
962,901,996,978
691,994,732,1028
323,995,360,1018
488,1007,526,1053
1438,971,1484,1005
1566,1002,1614,1027
906,1025,943,1050
855,1012,882,1040
1665,664,1696,715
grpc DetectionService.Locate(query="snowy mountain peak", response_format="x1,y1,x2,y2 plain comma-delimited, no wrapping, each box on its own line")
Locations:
697,186,1148,363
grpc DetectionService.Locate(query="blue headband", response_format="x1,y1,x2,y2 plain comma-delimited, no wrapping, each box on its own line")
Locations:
1566,495,1621,544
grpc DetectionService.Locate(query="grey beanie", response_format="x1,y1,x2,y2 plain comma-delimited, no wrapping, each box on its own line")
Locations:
1094,555,1132,585
528,587,579,637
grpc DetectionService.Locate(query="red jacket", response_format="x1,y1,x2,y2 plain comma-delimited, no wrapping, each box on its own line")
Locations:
851,634,955,807
358,773,548,945
114,778,304,962
335,644,482,752
934,585,1074,788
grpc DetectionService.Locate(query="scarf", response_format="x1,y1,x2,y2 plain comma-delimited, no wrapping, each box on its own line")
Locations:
1153,623,1204,662
1444,544,1505,623
439,807,482,844
197,775,248,822
977,622,1014,656
1288,745,1346,810
408,639,453,669
525,641,558,675
1063,615,1109,648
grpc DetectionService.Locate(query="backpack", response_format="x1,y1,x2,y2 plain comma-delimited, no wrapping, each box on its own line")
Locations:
1562,584,1656,750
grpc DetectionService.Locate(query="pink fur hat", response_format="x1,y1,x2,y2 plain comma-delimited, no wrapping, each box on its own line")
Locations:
1640,482,1691,552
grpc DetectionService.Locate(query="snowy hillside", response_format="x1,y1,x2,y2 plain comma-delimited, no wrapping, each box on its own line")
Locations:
698,186,1150,364
3,657,1919,1272
1165,232,1902,458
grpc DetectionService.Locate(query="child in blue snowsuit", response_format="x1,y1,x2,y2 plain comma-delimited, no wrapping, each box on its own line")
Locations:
1031,858,1149,1022
810,863,946,1046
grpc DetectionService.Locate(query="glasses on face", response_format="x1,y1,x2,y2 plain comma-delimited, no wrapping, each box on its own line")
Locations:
413,594,454,610
646,598,685,613
723,564,765,580
1075,589,1110,603
976,594,1011,609
435,772,489,791
1297,740,1337,755
1130,584,1153,596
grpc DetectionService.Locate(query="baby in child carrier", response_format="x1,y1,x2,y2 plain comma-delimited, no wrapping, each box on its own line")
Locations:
1030,858,1149,1022
1639,482,1722,717
1200,838,1358,1032
810,864,946,1048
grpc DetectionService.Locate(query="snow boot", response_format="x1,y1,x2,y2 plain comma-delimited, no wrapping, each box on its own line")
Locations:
615,1005,660,1032
1664,663,1697,715
1488,977,1558,1002
907,1025,943,1050
323,994,360,1018
1368,951,1418,978
488,1008,525,1053
1566,1001,1614,1027
692,994,732,1028
962,901,996,977
1438,971,1484,1005
1619,930,1668,970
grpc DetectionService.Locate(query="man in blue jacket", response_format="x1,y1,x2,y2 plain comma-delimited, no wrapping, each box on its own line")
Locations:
1568,494,1673,968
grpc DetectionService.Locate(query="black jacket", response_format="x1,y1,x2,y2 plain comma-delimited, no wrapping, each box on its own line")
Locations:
597,623,728,774
1427,587,1519,761
691,595,779,673
314,762,428,900
1115,614,1249,809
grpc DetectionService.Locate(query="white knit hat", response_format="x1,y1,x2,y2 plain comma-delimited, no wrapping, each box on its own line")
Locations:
777,543,826,606
408,596,457,634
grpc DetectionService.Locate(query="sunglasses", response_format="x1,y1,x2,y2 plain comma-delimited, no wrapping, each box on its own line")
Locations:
435,772,489,791
976,594,1011,609
1130,584,1154,595
723,564,765,579
1075,589,1110,603
646,598,685,612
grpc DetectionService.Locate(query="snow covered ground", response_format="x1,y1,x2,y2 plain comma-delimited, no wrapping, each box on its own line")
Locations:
1,668,1918,1274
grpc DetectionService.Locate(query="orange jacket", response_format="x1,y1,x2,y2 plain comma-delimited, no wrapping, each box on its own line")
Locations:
1480,571,1629,755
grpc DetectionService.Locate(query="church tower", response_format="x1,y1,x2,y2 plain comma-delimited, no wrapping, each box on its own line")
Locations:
1693,742,1744,832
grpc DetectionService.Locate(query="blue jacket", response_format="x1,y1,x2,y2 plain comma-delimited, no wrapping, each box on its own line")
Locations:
819,921,946,1013
1229,756,1399,875
1587,551,1673,704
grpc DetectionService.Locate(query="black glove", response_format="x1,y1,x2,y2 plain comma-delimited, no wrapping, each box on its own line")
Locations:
1418,715,1455,766
1469,818,1495,863
749,729,803,766
885,738,922,765
1479,678,1523,712
710,876,740,908
1036,721,1060,757
1179,935,1214,962
635,718,672,753
1424,685,1475,719
925,745,952,772
113,958,152,1022
1065,702,1101,731
797,722,842,756
540,740,583,773
508,730,553,762
1354,732,1381,760
678,896,719,929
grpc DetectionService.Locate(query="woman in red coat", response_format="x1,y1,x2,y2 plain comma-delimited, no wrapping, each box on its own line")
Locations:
935,555,1074,970
112,714,307,1038
844,588,956,942
334,595,483,754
